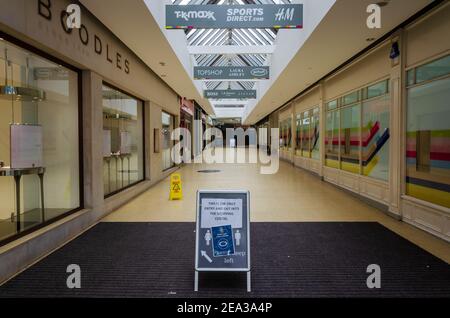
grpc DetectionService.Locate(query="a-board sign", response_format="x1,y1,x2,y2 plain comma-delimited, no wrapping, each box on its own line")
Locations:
195,190,250,271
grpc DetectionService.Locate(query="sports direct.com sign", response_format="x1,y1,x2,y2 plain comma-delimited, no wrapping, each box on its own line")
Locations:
166,4,303,29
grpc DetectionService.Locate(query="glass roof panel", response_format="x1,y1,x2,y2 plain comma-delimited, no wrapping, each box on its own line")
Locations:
171,0,294,101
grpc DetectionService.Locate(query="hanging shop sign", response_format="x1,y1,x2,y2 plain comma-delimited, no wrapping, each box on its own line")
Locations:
194,66,269,80
204,90,257,99
180,97,195,117
195,190,250,272
166,4,303,29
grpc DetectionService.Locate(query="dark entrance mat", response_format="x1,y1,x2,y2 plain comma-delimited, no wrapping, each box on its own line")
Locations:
0,222,449,298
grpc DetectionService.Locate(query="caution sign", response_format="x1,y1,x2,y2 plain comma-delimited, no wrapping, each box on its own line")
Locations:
169,173,183,200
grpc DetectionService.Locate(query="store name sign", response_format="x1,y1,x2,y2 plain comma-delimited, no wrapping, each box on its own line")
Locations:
166,4,303,29
194,66,269,80
37,0,130,74
204,90,257,99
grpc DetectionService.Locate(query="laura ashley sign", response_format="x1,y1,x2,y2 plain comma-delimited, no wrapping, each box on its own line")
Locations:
37,0,130,74
194,66,269,80
166,4,303,29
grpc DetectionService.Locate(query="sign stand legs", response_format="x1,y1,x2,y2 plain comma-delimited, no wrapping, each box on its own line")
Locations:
194,270,251,292
194,270,199,292
247,271,251,292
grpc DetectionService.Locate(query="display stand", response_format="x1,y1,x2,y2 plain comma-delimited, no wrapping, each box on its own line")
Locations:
0,167,46,232
112,154,120,190
122,153,131,185
104,157,111,194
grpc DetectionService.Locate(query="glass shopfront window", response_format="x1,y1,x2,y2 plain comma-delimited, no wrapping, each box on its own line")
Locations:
279,118,291,150
406,54,450,208
362,94,390,180
102,84,144,197
162,111,175,170
0,38,81,243
325,79,390,178
296,106,320,160
301,111,311,158
340,103,361,173
311,107,320,160
295,114,301,155
325,109,340,168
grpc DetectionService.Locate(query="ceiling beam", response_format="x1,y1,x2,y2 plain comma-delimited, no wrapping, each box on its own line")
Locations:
188,45,275,55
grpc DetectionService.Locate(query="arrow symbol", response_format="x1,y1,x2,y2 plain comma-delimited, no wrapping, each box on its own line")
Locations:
201,250,213,263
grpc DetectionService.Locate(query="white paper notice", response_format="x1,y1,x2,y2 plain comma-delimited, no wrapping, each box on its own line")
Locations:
10,125,43,169
201,198,242,229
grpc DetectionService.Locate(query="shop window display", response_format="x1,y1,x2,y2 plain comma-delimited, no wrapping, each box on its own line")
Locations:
279,118,291,150
162,111,174,170
325,108,340,168
0,38,80,242
301,110,311,158
295,114,302,156
311,107,320,160
406,54,450,208
102,84,144,197
325,80,390,178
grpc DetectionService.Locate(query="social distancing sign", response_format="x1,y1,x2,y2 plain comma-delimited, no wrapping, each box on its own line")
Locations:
169,173,183,200
195,190,250,271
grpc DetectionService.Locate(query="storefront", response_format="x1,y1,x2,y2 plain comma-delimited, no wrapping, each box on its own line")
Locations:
0,0,181,280
180,97,194,158
102,84,145,197
268,2,450,242
162,111,175,170
0,35,82,243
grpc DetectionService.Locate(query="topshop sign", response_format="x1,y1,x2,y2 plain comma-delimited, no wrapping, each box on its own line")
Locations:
194,66,270,80
166,4,303,29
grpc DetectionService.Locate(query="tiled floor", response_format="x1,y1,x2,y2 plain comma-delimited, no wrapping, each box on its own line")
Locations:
103,150,450,264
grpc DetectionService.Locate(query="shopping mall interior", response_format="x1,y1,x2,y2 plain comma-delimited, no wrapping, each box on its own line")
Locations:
0,0,449,301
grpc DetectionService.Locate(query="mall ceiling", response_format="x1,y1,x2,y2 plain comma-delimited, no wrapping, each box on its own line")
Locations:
81,0,433,124
242,0,433,124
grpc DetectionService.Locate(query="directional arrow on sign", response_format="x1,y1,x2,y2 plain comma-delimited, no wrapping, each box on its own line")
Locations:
201,250,213,263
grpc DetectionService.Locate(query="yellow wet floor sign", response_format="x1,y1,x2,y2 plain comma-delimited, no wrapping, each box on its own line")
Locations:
169,173,183,200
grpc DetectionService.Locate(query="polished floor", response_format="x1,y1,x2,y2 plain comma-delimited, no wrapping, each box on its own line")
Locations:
104,150,450,264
